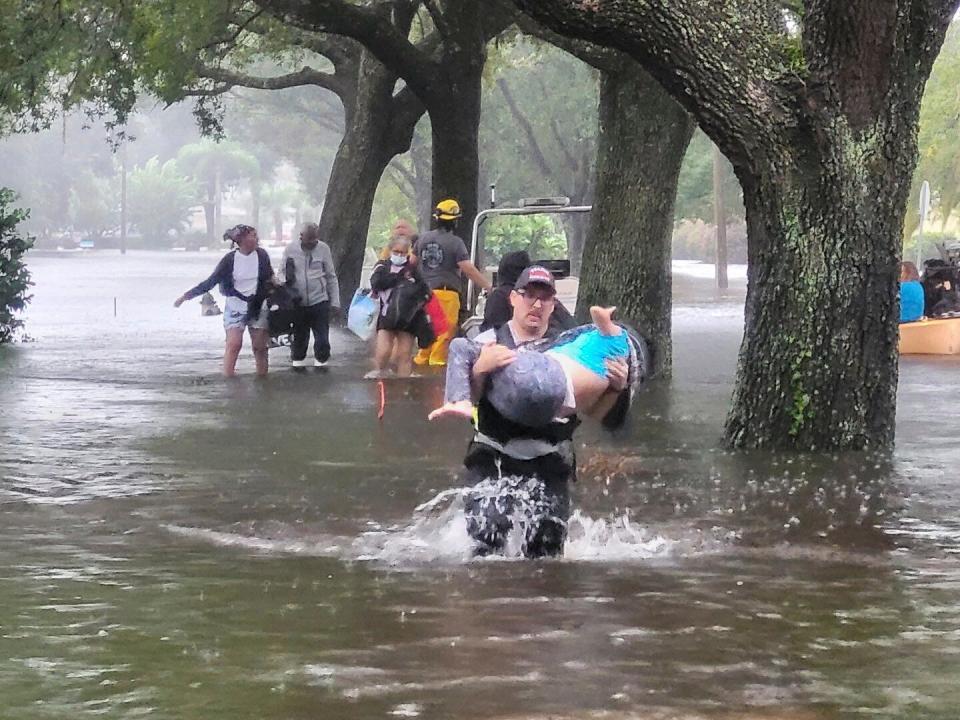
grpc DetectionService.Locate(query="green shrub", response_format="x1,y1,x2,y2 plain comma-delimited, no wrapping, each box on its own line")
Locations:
0,188,34,343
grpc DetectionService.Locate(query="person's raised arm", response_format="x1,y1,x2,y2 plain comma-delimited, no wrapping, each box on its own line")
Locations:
457,260,492,292
174,253,229,307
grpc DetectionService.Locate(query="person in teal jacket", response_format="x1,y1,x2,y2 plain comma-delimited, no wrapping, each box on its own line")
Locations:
900,261,924,323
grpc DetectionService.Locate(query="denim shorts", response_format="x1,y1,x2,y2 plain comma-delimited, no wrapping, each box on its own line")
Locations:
223,300,269,331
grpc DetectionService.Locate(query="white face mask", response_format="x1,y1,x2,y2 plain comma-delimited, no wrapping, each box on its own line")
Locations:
390,253,407,266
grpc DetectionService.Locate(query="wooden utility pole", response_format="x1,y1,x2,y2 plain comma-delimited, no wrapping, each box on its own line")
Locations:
712,144,728,289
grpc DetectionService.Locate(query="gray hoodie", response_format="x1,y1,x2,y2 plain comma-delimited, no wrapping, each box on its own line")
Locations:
282,240,341,308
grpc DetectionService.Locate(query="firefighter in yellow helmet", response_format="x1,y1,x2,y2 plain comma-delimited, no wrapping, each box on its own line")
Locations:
412,198,492,366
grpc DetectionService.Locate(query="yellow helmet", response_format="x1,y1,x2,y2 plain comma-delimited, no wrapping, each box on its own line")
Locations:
433,198,461,221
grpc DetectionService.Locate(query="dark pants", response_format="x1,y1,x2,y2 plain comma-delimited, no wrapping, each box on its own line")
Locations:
462,442,574,558
291,301,331,362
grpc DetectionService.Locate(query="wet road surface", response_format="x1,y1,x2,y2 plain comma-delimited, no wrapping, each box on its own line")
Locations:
1,252,959,719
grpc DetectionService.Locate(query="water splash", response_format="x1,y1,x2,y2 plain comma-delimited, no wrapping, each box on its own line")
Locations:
564,510,671,561
356,488,476,564
165,485,680,565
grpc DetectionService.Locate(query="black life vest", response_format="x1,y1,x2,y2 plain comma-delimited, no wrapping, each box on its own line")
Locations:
471,322,581,452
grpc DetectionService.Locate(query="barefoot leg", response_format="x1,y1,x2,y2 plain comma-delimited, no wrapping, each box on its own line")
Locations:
589,306,621,336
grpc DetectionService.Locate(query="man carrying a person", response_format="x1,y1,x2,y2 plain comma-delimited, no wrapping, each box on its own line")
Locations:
282,222,341,367
460,266,645,558
413,198,492,367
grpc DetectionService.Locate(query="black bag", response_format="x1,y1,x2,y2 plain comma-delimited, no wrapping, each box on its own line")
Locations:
383,276,430,331
266,284,300,338
411,310,437,349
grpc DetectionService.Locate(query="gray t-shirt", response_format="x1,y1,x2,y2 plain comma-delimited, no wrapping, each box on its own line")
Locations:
414,228,469,291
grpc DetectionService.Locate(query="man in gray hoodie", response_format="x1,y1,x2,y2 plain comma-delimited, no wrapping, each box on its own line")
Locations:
282,223,341,367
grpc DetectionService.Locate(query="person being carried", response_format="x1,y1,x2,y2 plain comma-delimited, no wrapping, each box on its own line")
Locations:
430,302,630,427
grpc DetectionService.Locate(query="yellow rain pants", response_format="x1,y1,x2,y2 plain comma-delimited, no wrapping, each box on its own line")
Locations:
413,288,460,366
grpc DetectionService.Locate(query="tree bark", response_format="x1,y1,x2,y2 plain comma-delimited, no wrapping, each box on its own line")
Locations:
428,90,481,241
420,5,488,240
574,61,693,377
317,51,424,307
726,143,912,449
513,0,957,449
713,144,728,290
260,0,514,256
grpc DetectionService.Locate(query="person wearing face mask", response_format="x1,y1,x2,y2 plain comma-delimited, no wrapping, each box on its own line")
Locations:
282,222,341,367
368,234,434,377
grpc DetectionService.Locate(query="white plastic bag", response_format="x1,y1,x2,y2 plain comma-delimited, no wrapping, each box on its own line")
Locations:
347,288,379,341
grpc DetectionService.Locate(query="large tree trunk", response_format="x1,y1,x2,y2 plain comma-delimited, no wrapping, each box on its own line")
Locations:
575,62,693,377
425,40,484,248
318,52,424,307
319,144,394,305
725,142,912,449
512,0,956,449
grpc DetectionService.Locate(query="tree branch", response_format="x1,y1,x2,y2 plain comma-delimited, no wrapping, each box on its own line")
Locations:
513,12,622,73
496,77,557,182
386,85,427,155
201,6,268,51
181,84,233,99
510,0,795,172
422,0,453,37
388,158,417,197
256,0,438,102
256,25,359,71
197,64,346,97
549,115,579,176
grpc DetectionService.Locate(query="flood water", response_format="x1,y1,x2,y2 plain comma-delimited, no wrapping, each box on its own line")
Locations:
2,251,959,719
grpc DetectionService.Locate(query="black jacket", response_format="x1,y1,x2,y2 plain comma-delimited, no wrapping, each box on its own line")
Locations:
184,248,274,320
370,259,432,332
464,321,581,485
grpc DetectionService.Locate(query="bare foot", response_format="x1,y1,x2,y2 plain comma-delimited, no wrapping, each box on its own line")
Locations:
428,400,474,421
589,306,622,336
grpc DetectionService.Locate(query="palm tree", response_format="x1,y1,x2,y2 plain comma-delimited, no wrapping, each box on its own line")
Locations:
259,183,306,246
176,140,261,242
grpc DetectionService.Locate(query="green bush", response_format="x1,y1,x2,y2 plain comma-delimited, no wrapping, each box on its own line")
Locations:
482,215,567,265
128,157,198,245
0,189,34,343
